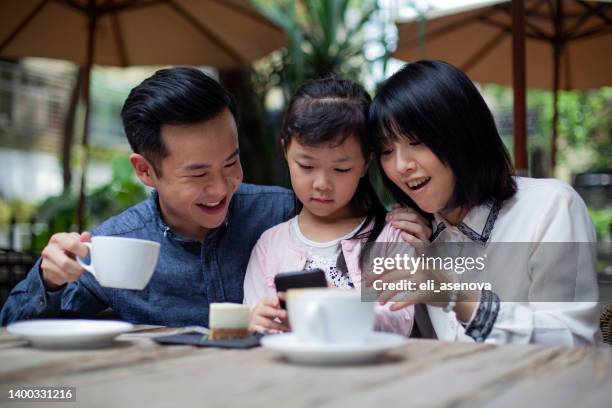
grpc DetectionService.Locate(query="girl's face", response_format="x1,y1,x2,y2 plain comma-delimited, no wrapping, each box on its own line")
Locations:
380,136,456,215
285,135,368,220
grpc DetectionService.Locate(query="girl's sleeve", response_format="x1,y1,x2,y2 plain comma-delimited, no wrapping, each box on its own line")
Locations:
371,222,416,337
374,303,415,337
243,235,277,308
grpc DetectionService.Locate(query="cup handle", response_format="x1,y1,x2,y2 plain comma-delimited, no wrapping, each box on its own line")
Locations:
305,302,328,341
76,242,96,278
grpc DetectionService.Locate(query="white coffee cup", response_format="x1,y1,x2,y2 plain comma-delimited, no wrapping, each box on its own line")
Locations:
77,236,160,290
286,288,375,344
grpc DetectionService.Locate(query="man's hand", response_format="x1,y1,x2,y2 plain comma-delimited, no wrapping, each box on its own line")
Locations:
248,294,290,334
40,232,92,290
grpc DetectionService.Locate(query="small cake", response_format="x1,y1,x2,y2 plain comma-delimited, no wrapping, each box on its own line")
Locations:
208,303,250,340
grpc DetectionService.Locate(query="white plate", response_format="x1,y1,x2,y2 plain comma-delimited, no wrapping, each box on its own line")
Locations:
261,332,408,365
7,319,134,349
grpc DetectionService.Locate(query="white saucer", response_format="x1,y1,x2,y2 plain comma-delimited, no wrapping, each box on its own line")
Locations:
7,319,134,349
261,332,408,365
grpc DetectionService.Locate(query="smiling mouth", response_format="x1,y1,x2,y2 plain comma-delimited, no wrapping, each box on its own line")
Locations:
407,177,431,191
196,197,227,212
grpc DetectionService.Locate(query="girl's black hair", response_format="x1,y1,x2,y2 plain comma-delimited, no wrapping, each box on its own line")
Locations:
281,77,387,274
369,60,517,213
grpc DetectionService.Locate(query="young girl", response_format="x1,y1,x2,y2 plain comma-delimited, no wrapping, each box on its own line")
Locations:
243,77,428,336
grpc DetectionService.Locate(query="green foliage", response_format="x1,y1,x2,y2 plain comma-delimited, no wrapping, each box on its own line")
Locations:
0,198,38,249
87,157,147,223
483,85,612,177
33,191,77,250
31,156,146,251
0,199,37,225
252,0,382,101
230,0,387,187
526,87,612,172
554,89,612,171
589,207,612,241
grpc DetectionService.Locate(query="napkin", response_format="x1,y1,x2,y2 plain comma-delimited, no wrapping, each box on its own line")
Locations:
153,332,263,349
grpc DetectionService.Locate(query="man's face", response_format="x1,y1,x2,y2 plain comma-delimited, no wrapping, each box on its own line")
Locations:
148,109,243,240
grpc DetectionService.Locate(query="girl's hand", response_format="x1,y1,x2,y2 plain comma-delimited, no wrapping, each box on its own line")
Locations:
386,204,432,243
248,296,290,334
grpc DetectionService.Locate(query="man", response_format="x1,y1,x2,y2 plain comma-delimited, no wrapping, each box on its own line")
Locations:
0,67,294,327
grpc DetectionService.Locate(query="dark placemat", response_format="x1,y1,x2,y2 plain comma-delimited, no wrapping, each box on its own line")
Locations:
153,331,263,349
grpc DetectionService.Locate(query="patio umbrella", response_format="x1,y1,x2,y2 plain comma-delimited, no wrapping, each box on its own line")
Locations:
0,0,284,230
394,0,612,173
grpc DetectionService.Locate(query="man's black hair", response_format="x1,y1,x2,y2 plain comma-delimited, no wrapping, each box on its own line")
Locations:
121,67,237,176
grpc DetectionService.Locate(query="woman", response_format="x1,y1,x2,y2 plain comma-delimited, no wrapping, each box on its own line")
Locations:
369,60,600,346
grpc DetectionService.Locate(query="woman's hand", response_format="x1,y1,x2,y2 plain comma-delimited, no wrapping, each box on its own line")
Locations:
386,204,432,243
365,264,480,322
248,294,290,334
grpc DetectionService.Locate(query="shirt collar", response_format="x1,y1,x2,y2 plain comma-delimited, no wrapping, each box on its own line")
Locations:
148,190,234,243
430,200,502,244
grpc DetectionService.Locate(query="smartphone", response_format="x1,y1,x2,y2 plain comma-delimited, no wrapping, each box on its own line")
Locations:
274,269,327,309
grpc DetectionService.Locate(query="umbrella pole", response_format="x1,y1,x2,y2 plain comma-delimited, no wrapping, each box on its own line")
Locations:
550,29,562,174
76,67,91,232
512,0,528,175
550,0,567,176
76,4,97,232
61,67,83,193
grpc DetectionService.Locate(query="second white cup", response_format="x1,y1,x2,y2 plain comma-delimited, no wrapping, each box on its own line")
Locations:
286,288,375,344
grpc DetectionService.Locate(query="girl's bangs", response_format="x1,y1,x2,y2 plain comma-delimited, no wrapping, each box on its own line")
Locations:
293,129,352,149
289,99,367,149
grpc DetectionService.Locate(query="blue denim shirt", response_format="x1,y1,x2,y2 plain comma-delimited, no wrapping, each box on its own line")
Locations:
0,184,294,327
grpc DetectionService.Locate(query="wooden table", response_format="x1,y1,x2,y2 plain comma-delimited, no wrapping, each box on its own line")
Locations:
0,327,611,408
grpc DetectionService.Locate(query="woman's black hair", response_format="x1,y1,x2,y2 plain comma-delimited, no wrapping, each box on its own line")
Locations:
281,77,387,274
369,60,517,214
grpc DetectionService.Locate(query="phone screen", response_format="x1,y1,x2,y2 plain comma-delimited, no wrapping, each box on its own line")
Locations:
274,269,327,308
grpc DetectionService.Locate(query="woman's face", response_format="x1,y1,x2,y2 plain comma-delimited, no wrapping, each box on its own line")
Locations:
380,136,456,214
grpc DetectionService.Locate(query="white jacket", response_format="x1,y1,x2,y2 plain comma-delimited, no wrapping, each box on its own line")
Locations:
427,177,601,346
